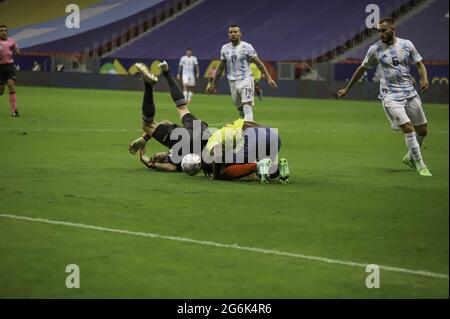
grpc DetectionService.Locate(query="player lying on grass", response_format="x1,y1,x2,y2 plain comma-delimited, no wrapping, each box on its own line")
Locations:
203,118,289,183
127,61,210,173
128,61,289,183
138,147,271,181
128,61,263,179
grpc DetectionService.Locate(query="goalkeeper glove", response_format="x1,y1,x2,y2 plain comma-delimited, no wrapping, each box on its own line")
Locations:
128,134,149,154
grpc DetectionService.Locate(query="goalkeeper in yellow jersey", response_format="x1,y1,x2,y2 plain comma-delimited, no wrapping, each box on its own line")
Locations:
204,118,290,184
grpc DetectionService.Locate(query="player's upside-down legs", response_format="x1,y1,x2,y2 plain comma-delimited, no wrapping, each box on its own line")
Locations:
128,61,212,174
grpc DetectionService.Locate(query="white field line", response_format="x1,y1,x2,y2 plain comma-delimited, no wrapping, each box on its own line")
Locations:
0,213,448,280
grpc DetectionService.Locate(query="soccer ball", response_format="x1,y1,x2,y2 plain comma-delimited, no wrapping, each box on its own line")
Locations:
181,153,202,176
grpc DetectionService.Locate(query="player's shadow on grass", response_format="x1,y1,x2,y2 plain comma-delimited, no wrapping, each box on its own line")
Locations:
218,177,292,184
385,168,414,173
126,168,292,184
361,166,413,174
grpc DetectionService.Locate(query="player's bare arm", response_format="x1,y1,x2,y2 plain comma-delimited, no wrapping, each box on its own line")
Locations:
149,152,169,163
154,162,178,172
337,66,367,98
250,56,277,88
139,148,156,168
139,149,177,172
416,61,429,92
146,151,178,172
207,60,226,94
195,64,200,78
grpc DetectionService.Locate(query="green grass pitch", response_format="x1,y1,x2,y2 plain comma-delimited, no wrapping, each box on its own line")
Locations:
0,86,448,298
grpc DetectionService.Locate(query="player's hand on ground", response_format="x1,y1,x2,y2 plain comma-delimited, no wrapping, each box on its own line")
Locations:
336,88,349,99
267,77,277,88
140,148,156,169
419,80,429,92
128,136,146,154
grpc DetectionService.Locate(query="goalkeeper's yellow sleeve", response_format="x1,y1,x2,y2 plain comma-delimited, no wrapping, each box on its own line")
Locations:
206,119,245,154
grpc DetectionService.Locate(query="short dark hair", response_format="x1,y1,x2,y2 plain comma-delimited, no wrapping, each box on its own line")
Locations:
379,17,395,26
186,48,192,51
0,24,7,29
228,24,240,29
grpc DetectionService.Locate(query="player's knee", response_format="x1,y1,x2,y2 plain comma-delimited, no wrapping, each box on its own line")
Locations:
415,124,428,137
400,122,414,134
143,120,158,135
178,104,189,112
7,83,15,91
177,106,190,120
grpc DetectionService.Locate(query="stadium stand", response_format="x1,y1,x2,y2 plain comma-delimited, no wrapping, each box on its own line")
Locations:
16,0,200,56
0,0,101,29
344,0,449,62
9,0,448,103
108,0,412,61
15,0,413,61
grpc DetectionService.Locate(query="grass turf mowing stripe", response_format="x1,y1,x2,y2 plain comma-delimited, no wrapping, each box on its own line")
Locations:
1,213,448,281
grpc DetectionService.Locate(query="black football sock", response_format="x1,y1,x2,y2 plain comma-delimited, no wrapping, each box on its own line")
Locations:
142,82,156,122
270,170,280,179
162,71,186,107
237,106,244,118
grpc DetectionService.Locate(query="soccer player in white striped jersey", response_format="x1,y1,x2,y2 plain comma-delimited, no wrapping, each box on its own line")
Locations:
337,17,432,177
206,24,277,121
177,48,199,104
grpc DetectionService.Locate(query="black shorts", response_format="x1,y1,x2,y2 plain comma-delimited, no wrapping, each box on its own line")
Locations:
181,113,210,139
152,123,181,149
0,63,16,84
152,113,210,160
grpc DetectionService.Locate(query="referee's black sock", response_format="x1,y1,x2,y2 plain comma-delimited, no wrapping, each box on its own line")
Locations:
162,71,186,107
141,82,155,122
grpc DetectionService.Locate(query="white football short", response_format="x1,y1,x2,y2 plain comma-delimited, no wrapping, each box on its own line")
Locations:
382,95,427,130
229,77,254,107
182,74,196,87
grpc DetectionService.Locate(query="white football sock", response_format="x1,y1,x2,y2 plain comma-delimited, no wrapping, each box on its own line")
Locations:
183,90,188,99
243,104,253,121
407,134,425,160
404,132,426,169
188,91,193,101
